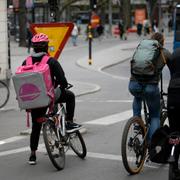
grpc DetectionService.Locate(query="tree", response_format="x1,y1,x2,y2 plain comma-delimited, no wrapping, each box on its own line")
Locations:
116,0,131,29
18,0,27,47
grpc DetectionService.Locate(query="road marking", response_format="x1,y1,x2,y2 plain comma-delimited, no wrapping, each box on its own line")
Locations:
0,144,165,169
0,136,27,145
84,110,132,125
77,99,132,103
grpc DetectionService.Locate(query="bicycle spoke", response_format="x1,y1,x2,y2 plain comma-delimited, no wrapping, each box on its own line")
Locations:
43,121,65,170
121,117,147,175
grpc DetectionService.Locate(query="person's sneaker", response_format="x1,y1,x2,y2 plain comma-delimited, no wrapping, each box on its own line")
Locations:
28,154,36,165
66,122,82,133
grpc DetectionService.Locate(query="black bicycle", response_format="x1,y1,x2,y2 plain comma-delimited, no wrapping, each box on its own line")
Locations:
42,84,87,170
0,80,10,109
121,80,167,174
168,132,180,180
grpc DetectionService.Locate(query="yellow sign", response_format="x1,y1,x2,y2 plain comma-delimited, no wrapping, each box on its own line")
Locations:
30,23,74,59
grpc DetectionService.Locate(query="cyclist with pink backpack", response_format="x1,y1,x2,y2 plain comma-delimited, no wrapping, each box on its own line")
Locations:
15,33,81,165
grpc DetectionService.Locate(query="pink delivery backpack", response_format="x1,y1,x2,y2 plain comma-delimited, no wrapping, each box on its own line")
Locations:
12,54,54,110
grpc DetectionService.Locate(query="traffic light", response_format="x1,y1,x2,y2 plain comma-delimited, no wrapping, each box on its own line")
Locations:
90,0,97,10
48,0,58,11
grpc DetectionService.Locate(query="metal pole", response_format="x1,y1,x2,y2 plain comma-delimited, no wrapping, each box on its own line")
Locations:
108,0,112,35
88,0,92,65
158,0,162,32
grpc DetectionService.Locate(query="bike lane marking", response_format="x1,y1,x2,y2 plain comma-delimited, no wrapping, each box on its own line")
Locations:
0,136,27,145
84,110,133,125
0,144,164,169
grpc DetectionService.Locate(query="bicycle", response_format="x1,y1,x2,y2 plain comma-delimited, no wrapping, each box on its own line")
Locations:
42,84,87,170
0,80,10,109
168,132,180,180
121,80,167,175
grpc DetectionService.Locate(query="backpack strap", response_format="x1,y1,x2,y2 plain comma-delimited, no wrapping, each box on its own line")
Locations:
26,56,33,65
26,54,50,66
40,54,55,113
40,54,50,65
160,50,167,64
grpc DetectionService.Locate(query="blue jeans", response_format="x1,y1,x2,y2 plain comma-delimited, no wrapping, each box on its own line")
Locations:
129,80,160,140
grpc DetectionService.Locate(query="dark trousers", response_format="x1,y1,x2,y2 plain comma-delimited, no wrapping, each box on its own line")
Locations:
30,89,75,151
168,103,180,169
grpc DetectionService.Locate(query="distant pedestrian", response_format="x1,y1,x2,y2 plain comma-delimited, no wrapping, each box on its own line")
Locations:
143,19,150,36
96,23,104,41
27,28,33,54
137,22,143,36
71,23,78,46
152,20,158,32
118,20,125,40
168,18,173,32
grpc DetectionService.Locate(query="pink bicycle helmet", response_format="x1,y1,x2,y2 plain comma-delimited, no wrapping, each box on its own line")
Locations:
31,33,49,43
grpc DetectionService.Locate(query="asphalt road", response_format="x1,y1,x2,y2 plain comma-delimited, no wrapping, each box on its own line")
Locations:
0,35,172,180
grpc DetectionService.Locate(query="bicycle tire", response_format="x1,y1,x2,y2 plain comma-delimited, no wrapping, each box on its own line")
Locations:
121,116,147,175
0,81,10,109
169,163,176,180
43,120,65,170
69,130,87,159
160,111,168,127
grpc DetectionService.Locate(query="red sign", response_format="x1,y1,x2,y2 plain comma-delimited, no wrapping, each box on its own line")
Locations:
135,9,146,24
91,13,100,28
30,23,74,59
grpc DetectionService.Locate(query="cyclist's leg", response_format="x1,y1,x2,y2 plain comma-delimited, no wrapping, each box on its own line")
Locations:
57,89,75,122
144,84,160,140
129,80,143,117
30,107,47,151
168,103,180,170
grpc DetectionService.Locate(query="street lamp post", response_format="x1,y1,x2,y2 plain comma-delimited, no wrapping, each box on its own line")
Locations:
48,0,58,22
158,0,162,32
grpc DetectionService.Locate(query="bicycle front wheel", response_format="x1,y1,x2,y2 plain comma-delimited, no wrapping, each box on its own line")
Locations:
43,120,65,170
69,130,87,159
121,116,147,175
0,81,10,109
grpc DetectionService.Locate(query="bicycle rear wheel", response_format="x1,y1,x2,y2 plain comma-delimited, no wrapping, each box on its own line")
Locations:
121,116,147,175
43,120,65,170
69,130,87,159
0,81,10,109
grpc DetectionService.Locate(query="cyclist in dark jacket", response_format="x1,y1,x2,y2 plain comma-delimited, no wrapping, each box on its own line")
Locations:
23,33,81,165
129,32,171,141
167,48,180,176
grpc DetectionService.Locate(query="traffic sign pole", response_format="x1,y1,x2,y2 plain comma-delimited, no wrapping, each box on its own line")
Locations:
88,24,92,65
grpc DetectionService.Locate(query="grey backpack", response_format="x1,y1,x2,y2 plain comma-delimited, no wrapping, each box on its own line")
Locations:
131,39,160,82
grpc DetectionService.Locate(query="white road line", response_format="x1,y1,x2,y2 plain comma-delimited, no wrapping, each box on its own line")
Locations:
77,99,132,103
0,136,27,145
0,144,163,169
84,110,133,125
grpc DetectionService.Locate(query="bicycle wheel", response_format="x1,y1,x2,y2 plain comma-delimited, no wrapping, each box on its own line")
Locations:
0,81,10,109
160,111,168,127
169,163,176,180
121,116,147,175
69,130,87,159
43,120,65,170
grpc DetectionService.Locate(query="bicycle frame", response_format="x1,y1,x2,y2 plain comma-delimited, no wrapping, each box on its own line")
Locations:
168,134,180,163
